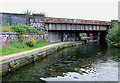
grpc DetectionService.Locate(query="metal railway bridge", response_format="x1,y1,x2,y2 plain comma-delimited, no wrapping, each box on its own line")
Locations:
42,17,110,43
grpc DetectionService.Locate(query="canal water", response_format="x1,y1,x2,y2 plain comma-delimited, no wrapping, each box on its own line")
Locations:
2,42,119,81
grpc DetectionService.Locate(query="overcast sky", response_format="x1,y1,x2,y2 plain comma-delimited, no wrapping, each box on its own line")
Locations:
0,0,119,21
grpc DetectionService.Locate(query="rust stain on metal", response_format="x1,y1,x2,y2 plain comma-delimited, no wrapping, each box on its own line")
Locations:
44,17,110,25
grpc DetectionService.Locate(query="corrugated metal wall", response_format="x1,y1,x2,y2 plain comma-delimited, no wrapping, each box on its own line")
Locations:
1,14,26,26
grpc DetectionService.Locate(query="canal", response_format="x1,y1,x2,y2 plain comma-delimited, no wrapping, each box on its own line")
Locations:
2,42,119,81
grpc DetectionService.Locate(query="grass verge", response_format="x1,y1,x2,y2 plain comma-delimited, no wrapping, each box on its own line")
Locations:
1,41,54,56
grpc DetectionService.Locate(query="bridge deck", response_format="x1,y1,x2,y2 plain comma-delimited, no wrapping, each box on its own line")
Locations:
44,17,110,31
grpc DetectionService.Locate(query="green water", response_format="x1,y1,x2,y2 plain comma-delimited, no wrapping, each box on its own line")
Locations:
2,42,119,81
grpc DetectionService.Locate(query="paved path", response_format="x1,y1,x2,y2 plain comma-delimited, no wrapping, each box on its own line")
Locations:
0,42,69,62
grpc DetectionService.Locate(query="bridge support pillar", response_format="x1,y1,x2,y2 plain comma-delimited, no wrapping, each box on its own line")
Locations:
75,32,81,41
86,33,91,42
99,32,107,44
92,33,98,40
86,33,90,37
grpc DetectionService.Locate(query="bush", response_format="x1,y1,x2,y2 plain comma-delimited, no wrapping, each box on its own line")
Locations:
80,33,86,37
26,37,36,47
12,24,39,34
106,24,120,47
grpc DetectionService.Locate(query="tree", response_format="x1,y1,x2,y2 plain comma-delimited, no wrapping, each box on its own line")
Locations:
106,24,120,47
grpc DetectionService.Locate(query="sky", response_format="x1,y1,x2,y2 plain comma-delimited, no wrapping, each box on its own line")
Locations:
0,0,119,21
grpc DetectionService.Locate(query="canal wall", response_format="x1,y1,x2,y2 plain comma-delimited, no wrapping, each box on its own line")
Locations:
0,32,49,46
0,42,84,76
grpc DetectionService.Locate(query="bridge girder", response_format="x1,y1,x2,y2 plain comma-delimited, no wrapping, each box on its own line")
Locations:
45,23,109,31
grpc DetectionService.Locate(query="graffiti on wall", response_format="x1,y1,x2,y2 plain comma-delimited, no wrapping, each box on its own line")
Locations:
0,33,43,46
0,35,10,46
0,35,18,46
49,32,80,42
29,18,44,30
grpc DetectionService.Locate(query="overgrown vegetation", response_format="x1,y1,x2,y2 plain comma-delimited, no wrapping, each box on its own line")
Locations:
23,9,45,16
0,24,40,34
12,24,40,34
106,24,120,47
10,60,20,68
26,55,33,60
23,10,32,15
80,33,90,40
11,24,43,46
80,33,86,37
32,12,45,17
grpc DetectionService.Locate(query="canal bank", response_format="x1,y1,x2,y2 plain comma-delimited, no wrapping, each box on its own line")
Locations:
2,42,119,82
0,41,85,76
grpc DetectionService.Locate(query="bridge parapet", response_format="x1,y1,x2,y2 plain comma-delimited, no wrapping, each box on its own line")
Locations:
44,17,111,25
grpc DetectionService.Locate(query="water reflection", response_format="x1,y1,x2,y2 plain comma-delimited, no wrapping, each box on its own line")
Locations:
2,42,119,81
